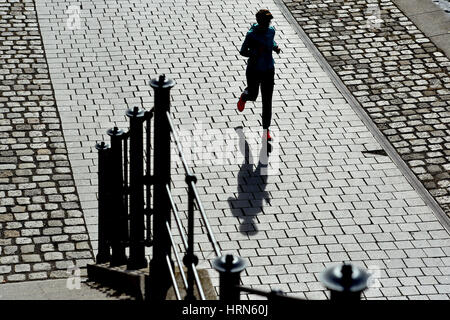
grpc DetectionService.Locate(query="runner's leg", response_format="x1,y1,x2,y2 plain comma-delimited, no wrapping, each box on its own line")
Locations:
261,68,274,129
242,68,261,101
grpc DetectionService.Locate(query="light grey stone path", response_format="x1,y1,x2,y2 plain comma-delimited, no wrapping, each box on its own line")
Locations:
282,0,450,218
34,0,450,300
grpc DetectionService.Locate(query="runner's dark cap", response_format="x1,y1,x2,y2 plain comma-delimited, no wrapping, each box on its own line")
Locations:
256,9,273,22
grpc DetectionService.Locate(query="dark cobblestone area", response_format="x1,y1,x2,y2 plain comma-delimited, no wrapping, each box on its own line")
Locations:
282,0,450,215
0,0,93,282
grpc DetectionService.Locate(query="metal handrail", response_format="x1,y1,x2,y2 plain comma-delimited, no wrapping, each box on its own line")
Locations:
166,111,222,257
189,180,222,257
192,265,206,300
166,254,181,300
166,185,188,249
165,221,206,300
166,111,192,176
165,221,188,290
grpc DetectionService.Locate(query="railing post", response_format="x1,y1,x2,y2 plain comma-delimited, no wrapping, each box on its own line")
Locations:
183,174,199,300
126,107,148,270
213,254,246,301
320,263,370,300
107,127,128,267
144,111,153,245
147,74,176,300
95,141,111,264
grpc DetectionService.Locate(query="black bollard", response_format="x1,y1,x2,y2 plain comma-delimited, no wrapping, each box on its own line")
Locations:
126,107,148,270
147,74,176,300
213,254,246,301
95,141,111,264
107,127,128,267
320,263,370,300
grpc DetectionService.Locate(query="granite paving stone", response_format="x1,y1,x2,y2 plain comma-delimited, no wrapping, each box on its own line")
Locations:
0,0,93,283
3,0,442,300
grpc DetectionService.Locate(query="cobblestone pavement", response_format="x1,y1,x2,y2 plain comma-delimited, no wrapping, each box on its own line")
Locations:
0,0,93,283
281,0,450,216
32,0,450,300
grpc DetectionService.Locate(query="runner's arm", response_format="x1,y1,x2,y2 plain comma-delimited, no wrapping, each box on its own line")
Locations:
239,34,251,57
272,30,281,54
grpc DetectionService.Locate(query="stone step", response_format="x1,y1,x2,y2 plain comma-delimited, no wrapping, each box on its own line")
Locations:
87,263,217,300
0,278,130,300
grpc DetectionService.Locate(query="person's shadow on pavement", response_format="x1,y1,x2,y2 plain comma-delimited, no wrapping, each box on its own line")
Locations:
227,126,271,236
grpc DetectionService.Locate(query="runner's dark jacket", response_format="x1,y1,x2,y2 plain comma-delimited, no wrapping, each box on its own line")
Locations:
239,23,278,71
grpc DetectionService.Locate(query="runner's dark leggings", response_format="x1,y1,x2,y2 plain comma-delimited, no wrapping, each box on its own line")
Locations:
241,67,274,129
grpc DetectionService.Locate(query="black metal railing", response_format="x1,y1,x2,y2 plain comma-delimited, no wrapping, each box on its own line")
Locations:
95,74,371,301
164,109,223,300
95,74,222,301
213,254,371,301
96,109,154,270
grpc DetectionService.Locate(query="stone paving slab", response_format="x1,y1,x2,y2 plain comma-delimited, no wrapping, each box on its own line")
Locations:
394,0,447,15
392,0,450,57
281,0,450,217
0,0,93,283
30,0,450,300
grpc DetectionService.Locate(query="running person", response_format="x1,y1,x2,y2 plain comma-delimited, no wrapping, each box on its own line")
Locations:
237,9,281,141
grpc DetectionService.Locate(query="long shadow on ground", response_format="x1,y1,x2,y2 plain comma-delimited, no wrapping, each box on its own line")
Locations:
227,127,271,236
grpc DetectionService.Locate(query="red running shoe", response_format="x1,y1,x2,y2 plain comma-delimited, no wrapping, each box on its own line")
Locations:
265,129,272,141
237,94,246,112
